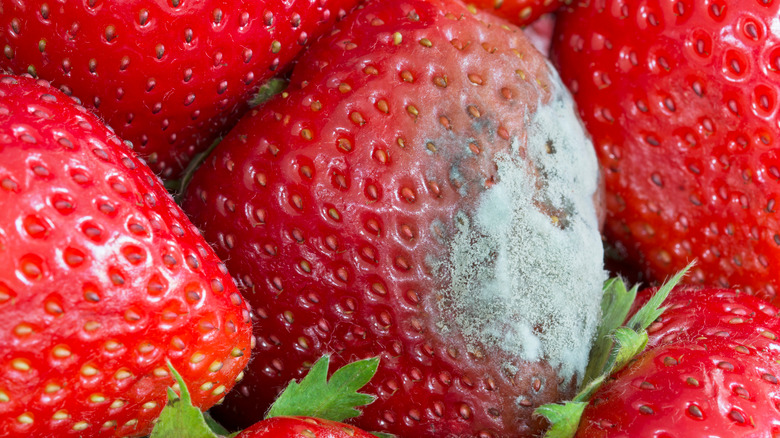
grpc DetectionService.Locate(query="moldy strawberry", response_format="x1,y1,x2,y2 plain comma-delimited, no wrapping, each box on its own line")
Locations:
182,0,606,436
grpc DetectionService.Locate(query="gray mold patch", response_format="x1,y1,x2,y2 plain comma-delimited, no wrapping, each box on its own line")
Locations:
433,67,606,384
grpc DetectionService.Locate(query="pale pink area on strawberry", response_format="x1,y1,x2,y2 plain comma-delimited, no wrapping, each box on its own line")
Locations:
522,13,556,56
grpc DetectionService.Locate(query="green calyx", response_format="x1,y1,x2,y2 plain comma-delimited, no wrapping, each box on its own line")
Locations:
266,355,379,421
536,262,693,438
150,355,380,438
150,361,225,438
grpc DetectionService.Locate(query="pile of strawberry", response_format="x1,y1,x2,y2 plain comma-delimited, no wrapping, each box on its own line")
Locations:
2,1,780,437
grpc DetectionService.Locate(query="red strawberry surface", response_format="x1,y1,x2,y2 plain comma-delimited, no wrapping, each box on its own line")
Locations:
467,0,566,26
182,0,606,436
576,336,780,437
0,75,252,437
551,1,780,304
0,0,359,179
568,285,780,437
236,416,376,438
632,286,780,354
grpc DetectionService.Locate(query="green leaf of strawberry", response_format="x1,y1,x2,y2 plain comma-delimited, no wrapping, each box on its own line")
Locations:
535,402,587,438
151,356,380,438
581,277,638,386
266,355,379,421
536,262,693,437
151,361,220,438
626,266,690,333
610,327,648,372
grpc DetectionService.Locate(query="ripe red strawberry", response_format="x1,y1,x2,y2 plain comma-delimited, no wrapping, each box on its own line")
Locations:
467,0,566,26
632,286,780,354
0,75,252,438
0,0,359,179
182,0,606,436
537,281,780,437
235,417,376,438
551,2,780,304
576,335,780,437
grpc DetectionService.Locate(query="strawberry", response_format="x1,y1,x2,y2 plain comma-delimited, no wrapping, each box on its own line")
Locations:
0,75,252,437
537,270,780,437
0,0,359,179
181,0,607,436
466,0,567,26
235,417,377,438
523,12,556,56
576,335,780,437
632,286,780,354
551,1,780,304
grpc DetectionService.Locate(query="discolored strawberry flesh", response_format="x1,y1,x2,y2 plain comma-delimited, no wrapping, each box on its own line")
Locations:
183,0,606,436
0,75,252,437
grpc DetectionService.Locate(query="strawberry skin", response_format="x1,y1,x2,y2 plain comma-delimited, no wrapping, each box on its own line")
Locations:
182,0,606,436
467,0,566,26
632,286,780,355
0,75,252,437
236,417,376,438
577,336,780,437
552,2,780,303
0,0,358,178
577,286,780,437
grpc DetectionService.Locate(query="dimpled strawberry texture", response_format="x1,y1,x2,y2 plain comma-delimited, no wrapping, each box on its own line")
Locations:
579,288,780,437
631,287,780,355
552,2,780,303
236,417,377,438
0,0,358,179
183,0,605,436
0,76,252,437
467,0,566,26
577,336,780,437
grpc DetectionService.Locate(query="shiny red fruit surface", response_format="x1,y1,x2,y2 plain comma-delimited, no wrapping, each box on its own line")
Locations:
552,0,780,305
0,75,252,437
0,0,359,178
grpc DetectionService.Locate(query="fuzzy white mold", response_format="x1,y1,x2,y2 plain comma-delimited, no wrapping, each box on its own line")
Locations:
432,65,606,385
